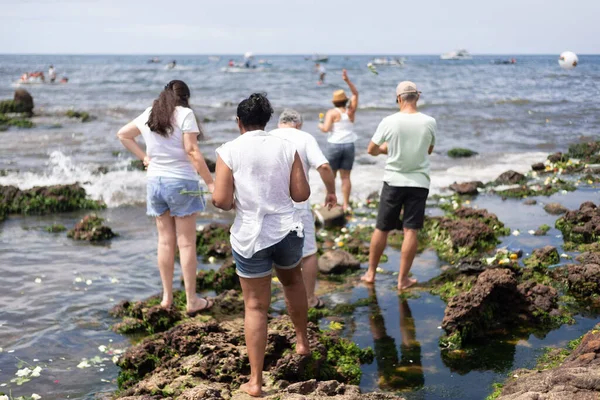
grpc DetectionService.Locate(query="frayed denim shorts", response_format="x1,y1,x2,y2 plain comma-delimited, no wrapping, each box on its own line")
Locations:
146,177,205,217
233,231,304,279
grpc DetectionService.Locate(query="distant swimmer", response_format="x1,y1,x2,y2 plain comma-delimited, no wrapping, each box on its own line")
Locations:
316,63,326,85
228,59,235,67
48,65,57,83
166,60,177,70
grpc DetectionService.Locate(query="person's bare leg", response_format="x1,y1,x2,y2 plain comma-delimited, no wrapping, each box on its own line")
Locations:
276,266,310,355
301,254,319,308
155,211,176,308
398,228,419,291
174,214,208,312
239,275,272,397
340,169,352,211
361,228,389,284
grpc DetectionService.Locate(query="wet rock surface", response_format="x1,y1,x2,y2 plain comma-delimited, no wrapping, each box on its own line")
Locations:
523,246,560,270
0,183,104,217
114,315,376,399
318,250,361,274
314,207,346,229
497,324,600,400
495,170,526,185
195,257,240,293
544,202,569,215
196,223,232,259
67,214,116,241
556,202,600,247
441,268,560,348
449,181,483,195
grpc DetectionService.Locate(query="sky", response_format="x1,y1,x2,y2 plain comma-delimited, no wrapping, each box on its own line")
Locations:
0,0,598,55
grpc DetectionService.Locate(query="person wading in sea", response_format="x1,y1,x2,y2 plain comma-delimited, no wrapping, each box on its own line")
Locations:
212,93,311,397
117,80,215,315
270,109,337,309
361,81,436,291
318,69,359,212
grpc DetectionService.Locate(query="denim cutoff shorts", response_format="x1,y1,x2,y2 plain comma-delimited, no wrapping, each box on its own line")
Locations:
146,177,205,217
233,231,304,279
326,142,355,171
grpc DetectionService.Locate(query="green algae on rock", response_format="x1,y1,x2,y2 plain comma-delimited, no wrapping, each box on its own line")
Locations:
556,201,600,248
424,207,510,263
0,184,105,217
447,148,478,158
196,223,232,259
46,223,67,233
65,109,93,122
195,257,240,293
523,246,560,271
67,214,116,241
113,315,376,398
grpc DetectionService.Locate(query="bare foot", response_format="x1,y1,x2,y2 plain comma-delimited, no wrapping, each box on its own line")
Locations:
361,272,376,284
186,296,214,316
161,294,172,309
398,277,417,291
240,382,263,397
296,339,311,356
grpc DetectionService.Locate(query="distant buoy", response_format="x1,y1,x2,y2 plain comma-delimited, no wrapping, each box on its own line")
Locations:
559,51,578,70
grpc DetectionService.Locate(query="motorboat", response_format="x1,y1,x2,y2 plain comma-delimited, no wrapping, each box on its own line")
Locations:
311,54,329,63
440,49,472,60
370,57,405,66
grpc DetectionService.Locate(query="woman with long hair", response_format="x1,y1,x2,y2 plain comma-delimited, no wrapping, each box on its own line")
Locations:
117,80,215,315
212,93,311,397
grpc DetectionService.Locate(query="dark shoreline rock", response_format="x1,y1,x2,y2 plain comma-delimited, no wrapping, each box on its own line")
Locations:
556,202,600,249
196,223,232,259
449,181,483,195
67,214,116,241
447,148,478,158
0,183,105,219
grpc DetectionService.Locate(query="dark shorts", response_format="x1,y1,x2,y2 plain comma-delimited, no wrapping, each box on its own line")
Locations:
376,183,429,231
232,231,304,279
326,142,355,171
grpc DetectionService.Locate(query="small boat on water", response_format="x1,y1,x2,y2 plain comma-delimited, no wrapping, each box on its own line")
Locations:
370,57,405,66
208,56,221,62
440,49,472,60
311,54,329,63
147,57,161,63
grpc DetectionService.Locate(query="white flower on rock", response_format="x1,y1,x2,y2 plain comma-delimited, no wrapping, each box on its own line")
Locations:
77,360,91,369
0,395,9,400
16,367,32,377
98,345,107,353
30,366,42,377
32,394,42,400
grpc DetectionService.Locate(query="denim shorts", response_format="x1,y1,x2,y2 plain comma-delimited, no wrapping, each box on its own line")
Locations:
326,142,355,171
233,231,304,279
146,177,205,217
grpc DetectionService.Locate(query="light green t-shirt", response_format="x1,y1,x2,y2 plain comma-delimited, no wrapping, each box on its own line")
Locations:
371,112,436,189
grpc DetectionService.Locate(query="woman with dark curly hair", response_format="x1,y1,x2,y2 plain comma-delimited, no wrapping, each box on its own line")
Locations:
212,93,311,397
117,80,215,316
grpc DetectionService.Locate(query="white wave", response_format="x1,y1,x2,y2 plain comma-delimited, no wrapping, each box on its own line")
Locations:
0,151,146,208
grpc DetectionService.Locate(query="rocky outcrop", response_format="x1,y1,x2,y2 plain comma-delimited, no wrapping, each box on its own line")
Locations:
67,214,116,241
314,207,346,229
195,258,240,292
556,202,600,247
440,268,560,349
0,183,104,217
531,162,546,171
565,262,600,297
318,250,360,274
114,316,375,399
496,324,600,400
13,89,34,116
449,181,483,195
495,170,526,185
523,246,560,270
196,223,232,259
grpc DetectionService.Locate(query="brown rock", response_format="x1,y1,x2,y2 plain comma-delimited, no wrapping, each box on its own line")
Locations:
523,199,537,205
449,181,483,195
495,170,526,185
314,207,346,229
13,88,34,116
547,152,566,163
318,250,360,274
544,202,568,215
531,162,546,171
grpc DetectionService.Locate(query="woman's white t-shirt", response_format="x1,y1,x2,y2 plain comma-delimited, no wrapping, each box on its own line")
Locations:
134,106,200,181
216,130,303,259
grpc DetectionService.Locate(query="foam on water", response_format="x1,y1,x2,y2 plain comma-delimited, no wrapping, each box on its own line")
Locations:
0,151,146,208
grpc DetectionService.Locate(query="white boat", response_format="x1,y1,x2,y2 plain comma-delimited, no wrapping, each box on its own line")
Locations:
440,49,472,60
370,57,405,66
311,54,329,63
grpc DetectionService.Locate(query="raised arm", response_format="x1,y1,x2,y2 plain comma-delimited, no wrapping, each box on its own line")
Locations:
117,122,147,163
342,69,359,116
183,133,215,192
212,155,235,210
290,152,310,202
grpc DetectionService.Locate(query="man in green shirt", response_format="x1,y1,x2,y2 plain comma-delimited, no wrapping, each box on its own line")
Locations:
361,81,436,291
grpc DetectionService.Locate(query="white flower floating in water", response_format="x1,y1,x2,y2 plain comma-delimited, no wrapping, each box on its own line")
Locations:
110,277,119,284
0,396,9,400
208,256,216,264
16,367,32,377
11,365,42,385
528,230,536,235
512,230,520,236
98,345,107,353
77,360,91,369
32,395,42,400
30,366,42,377
34,278,42,284
74,277,83,283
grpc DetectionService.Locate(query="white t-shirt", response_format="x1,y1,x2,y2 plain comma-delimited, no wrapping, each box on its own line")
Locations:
270,127,329,210
134,106,200,181
216,130,303,259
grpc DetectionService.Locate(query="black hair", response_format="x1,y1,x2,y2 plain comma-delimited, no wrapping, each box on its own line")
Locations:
333,99,348,108
148,80,191,137
237,92,273,129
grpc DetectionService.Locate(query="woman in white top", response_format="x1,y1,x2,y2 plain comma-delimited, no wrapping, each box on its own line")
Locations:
212,93,311,397
318,69,359,212
117,80,215,316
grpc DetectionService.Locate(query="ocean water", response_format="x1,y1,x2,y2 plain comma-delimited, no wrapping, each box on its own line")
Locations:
1,54,600,399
